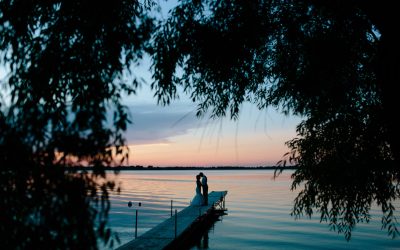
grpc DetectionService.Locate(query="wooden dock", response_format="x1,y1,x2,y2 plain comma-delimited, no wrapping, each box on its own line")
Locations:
117,191,228,250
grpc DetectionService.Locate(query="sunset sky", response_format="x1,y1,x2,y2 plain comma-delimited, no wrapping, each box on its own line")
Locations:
123,98,301,167
121,55,302,166
1,61,301,166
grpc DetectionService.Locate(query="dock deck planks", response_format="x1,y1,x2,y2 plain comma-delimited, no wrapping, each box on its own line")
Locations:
117,191,227,250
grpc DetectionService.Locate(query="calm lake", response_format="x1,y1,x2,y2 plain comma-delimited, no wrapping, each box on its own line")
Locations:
105,170,399,249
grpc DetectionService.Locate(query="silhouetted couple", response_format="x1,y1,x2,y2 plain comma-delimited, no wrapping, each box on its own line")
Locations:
192,172,208,206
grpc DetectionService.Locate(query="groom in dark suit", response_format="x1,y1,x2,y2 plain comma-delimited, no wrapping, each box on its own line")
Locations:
199,172,208,205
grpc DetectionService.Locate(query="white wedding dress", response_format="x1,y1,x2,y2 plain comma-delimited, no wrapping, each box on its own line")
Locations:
191,182,204,206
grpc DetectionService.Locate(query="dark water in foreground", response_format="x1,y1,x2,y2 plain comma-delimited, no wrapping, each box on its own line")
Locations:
105,170,399,249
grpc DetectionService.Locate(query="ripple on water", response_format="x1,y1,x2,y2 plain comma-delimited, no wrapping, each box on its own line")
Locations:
104,170,400,250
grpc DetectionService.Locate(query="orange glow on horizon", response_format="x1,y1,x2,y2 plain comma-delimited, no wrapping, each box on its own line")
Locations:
125,129,296,167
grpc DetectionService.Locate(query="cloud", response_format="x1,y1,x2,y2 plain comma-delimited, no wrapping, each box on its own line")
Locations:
124,103,204,145
120,101,302,148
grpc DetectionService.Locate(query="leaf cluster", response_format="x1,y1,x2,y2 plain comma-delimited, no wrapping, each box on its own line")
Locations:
0,0,154,248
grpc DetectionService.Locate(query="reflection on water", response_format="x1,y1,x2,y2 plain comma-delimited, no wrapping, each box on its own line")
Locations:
106,170,399,249
290,165,400,241
166,211,226,250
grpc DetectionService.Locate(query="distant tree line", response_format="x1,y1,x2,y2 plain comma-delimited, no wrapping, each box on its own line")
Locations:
68,165,295,170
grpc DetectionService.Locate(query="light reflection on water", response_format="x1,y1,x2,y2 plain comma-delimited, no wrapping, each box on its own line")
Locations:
106,170,399,250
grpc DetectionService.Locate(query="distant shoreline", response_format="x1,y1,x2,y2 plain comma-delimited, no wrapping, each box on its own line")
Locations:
66,166,298,171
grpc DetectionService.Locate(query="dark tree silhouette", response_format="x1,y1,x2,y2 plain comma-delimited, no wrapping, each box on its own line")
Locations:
0,0,153,249
151,0,399,240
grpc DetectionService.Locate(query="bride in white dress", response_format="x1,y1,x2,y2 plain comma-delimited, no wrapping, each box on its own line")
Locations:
191,175,204,206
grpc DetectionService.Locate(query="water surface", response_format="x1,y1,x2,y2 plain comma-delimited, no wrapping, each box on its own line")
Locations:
106,170,399,249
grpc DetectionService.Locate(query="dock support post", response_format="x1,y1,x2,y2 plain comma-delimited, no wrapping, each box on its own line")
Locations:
135,209,138,239
174,209,177,238
128,201,141,239
171,200,173,217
